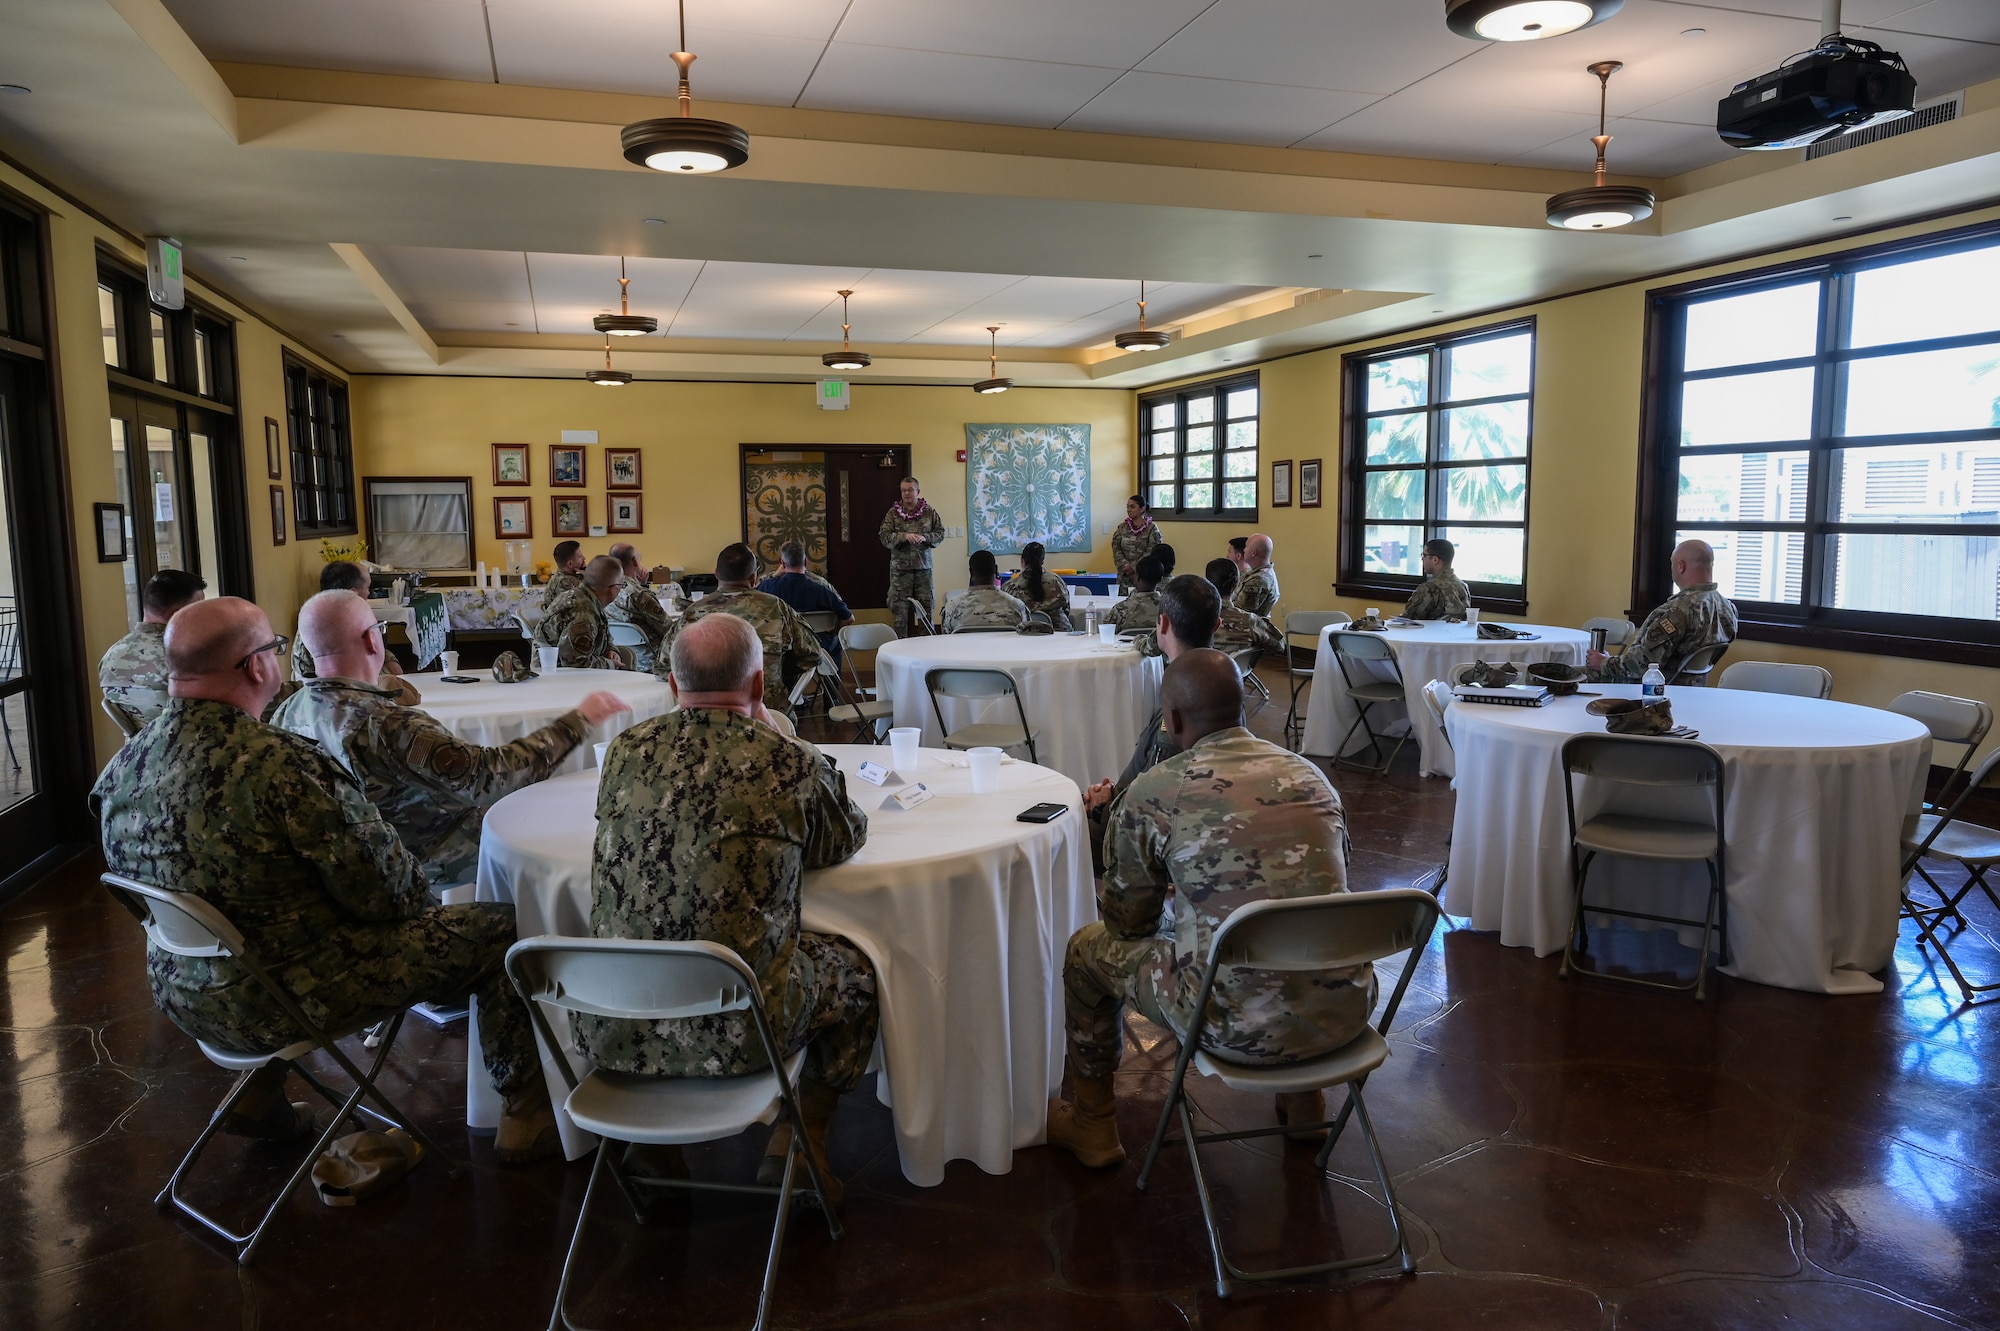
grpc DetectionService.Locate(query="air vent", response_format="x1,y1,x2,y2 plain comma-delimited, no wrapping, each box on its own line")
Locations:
1805,92,1962,160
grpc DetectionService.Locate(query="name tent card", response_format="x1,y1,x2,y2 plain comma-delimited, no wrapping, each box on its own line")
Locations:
856,760,892,787
882,783,935,812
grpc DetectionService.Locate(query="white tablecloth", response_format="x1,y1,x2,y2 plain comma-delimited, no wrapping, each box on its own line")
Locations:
467,746,1093,1185
876,634,1163,789
406,668,677,776
1302,622,1591,777
1444,684,1931,994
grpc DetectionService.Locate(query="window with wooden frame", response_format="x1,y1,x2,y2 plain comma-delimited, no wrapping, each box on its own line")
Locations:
1137,372,1259,521
1338,320,1535,609
285,353,356,535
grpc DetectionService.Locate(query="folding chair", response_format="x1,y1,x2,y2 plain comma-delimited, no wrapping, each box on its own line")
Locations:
1419,679,1457,898
814,644,893,742
798,610,840,638
1581,616,1635,653
1556,735,1728,1000
1888,691,1993,819
1328,632,1410,774
1281,612,1349,750
902,598,935,636
102,695,148,738
102,873,459,1265
838,623,896,705
1664,640,1729,686
1901,744,2000,1000
1026,610,1052,629
1136,889,1441,1297
505,937,840,1331
924,667,1038,764
1718,660,1831,699
510,611,538,642
607,621,648,651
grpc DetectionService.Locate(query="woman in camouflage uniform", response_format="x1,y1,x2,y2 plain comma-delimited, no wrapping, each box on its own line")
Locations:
1004,542,1072,629
1111,495,1161,595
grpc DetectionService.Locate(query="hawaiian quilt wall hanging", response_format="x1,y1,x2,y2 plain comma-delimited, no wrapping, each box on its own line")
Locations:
743,462,829,572
964,423,1092,554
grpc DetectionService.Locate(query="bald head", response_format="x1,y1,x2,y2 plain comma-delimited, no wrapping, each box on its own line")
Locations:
583,555,625,606
165,597,282,712
1160,648,1246,749
1245,534,1273,568
608,543,639,575
297,590,375,658
1670,539,1716,589
668,613,763,701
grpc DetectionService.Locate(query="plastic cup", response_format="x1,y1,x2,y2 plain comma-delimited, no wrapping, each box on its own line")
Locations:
1366,607,1381,620
968,746,1003,794
1466,608,1480,626
593,742,609,768
536,646,561,674
439,650,459,675
1098,623,1117,644
889,727,921,774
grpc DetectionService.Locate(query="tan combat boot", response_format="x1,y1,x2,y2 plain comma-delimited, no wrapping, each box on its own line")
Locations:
1046,1072,1126,1169
1275,1090,1328,1142
495,1073,561,1165
795,1080,845,1212
755,1117,792,1187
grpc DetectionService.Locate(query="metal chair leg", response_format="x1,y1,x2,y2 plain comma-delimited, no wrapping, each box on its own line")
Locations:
550,1135,612,1331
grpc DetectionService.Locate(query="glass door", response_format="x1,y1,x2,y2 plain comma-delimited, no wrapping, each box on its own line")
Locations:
0,371,31,823
107,390,210,629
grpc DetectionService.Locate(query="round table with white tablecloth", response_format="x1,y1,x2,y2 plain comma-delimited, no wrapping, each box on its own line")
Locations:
1443,683,1930,994
1301,621,1591,777
466,745,1094,1186
405,668,676,776
875,633,1163,789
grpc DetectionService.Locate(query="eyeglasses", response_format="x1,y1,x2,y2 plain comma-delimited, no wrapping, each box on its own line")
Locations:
235,634,289,671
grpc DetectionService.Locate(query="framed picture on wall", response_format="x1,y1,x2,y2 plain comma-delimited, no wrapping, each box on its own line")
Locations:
605,448,642,490
269,486,288,545
264,417,283,480
1299,458,1323,509
492,443,530,486
94,503,126,563
552,495,589,537
494,496,533,538
608,493,643,534
1271,459,1293,508
549,446,586,488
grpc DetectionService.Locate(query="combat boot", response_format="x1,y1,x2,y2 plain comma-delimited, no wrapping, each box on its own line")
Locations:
1275,1090,1329,1142
1046,1072,1126,1169
795,1079,845,1211
754,1117,792,1187
495,1072,561,1164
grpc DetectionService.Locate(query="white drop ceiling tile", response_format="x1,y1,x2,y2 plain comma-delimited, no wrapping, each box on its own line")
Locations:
666,261,878,339
1498,116,1739,176
1867,0,2000,42
836,0,1214,68
1136,0,1477,97
363,245,538,331
160,0,495,80
1844,28,2000,98
523,252,706,335
1296,96,1597,166
786,272,1028,343
485,3,832,103
1061,72,1377,146
797,43,1126,127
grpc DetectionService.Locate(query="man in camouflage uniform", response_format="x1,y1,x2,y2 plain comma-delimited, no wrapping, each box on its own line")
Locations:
536,555,630,670
276,590,631,889
540,540,587,609
942,550,1029,631
1402,538,1472,621
659,543,819,716
292,560,419,702
98,568,205,728
1203,558,1284,658
1587,539,1738,683
606,542,674,671
1106,555,1166,633
1047,650,1375,1168
89,596,559,1162
580,614,875,1207
1234,532,1280,618
1110,495,1162,596
880,476,945,636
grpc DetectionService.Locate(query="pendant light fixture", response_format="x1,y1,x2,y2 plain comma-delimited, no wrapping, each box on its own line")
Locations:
1544,61,1655,231
1114,281,1171,352
821,290,872,370
593,257,658,337
972,326,1012,395
620,0,750,174
585,341,633,386
1445,0,1621,41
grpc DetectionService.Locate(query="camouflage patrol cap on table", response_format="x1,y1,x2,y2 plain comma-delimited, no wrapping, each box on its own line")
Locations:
491,650,536,683
1587,697,1675,735
1525,661,1585,696
1462,660,1519,687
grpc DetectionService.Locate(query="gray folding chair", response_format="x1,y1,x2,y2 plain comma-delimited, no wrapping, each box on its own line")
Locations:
1718,660,1831,699
814,643,894,742
1026,610,1052,629
1557,735,1728,1000
1136,888,1441,1296
1419,679,1457,898
1328,631,1410,774
1581,616,1635,652
102,695,147,738
510,611,538,642
505,937,840,1331
1665,640,1729,686
1901,744,2000,1001
838,622,897,705
1281,611,1350,750
903,598,935,636
102,873,458,1265
924,667,1038,764
798,610,840,637
1888,691,1992,819
607,621,648,650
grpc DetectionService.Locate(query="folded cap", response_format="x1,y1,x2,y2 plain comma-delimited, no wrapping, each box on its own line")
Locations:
491,650,533,683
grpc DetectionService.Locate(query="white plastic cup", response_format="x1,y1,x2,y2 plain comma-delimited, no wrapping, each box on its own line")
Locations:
1098,623,1117,644
889,727,921,774
1366,607,1381,620
593,742,609,768
968,746,1003,794
439,650,459,675
1466,608,1480,626
536,646,561,674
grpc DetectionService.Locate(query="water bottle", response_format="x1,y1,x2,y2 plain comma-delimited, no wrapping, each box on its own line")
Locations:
1642,662,1666,699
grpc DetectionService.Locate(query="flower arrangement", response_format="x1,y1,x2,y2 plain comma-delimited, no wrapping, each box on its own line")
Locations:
318,537,369,564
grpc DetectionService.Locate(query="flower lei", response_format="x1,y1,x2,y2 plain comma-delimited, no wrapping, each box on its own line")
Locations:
1124,512,1152,534
894,497,929,521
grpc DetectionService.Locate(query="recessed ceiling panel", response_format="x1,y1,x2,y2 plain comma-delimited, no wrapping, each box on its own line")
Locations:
833,0,1215,69
485,1,839,103
363,245,538,331
1298,96,1597,168
1501,116,1739,177
1136,0,1473,97
160,0,495,81
523,253,706,336
1062,72,1377,146
796,44,1123,126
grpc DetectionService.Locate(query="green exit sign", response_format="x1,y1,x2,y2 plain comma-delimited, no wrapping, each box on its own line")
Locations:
818,378,850,411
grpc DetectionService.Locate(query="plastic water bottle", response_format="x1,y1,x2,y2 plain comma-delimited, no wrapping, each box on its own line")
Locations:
1642,662,1666,699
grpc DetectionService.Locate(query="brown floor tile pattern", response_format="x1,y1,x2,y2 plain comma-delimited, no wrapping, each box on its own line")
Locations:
4,668,1996,1328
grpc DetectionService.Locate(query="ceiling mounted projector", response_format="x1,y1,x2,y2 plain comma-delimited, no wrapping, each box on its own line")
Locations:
1717,33,1914,150
1445,0,1621,42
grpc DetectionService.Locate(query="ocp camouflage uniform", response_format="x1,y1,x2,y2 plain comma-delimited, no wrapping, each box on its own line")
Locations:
1065,726,1375,1080
540,569,584,610
1234,564,1280,619
943,586,1028,632
273,676,587,889
536,588,621,669
1593,583,1739,683
89,698,540,1095
98,622,170,726
1107,589,1162,634
575,708,877,1091
1110,520,1160,595
1213,602,1283,658
607,581,673,672
291,636,419,702
1003,573,1071,629
1403,569,1470,621
658,589,820,715
880,503,945,636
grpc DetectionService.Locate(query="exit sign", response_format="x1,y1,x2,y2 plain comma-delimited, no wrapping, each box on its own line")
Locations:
817,379,850,411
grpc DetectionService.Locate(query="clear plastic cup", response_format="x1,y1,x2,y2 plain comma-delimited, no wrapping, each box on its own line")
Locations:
888,727,921,774
439,650,459,675
968,747,1003,794
1466,608,1480,626
536,646,561,674
1098,623,1117,644
593,742,609,768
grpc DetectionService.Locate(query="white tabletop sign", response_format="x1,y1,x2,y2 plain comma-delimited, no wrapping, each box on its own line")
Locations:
884,782,935,811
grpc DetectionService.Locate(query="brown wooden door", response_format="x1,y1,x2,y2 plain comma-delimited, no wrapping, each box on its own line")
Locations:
823,448,909,611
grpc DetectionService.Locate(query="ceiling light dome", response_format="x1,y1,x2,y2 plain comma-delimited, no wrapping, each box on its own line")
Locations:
1545,61,1655,231
585,341,633,386
593,257,659,336
620,1,749,174
973,325,1012,394
821,289,873,370
1445,0,1621,41
1114,280,1171,352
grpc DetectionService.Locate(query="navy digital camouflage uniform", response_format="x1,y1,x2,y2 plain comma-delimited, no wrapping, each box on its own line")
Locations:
575,708,877,1091
540,569,584,610
89,698,540,1095
658,589,821,716
943,586,1028,632
1003,573,1072,630
536,588,621,669
880,502,945,636
273,676,587,888
1110,519,1160,595
98,621,170,725
1403,569,1470,621
1234,564,1280,619
1592,583,1739,683
1065,726,1376,1080
1107,589,1162,634
607,581,674,672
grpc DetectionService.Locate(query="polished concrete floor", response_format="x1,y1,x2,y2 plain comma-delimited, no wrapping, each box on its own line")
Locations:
5,674,1998,1329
